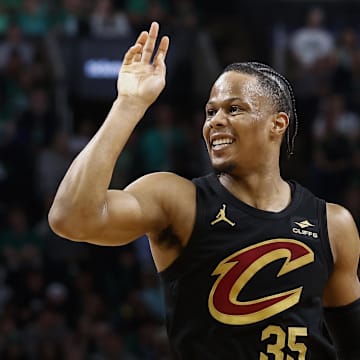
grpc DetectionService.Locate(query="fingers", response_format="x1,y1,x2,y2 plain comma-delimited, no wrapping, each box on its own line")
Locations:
122,31,147,65
141,22,159,64
123,22,169,66
153,35,170,67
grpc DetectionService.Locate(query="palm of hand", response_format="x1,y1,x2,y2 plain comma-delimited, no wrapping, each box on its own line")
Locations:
117,63,166,105
117,22,169,107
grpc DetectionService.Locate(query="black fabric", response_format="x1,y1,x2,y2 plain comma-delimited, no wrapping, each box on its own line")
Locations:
324,298,360,360
159,173,336,359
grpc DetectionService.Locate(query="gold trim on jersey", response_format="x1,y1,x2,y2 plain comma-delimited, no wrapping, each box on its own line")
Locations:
208,239,314,325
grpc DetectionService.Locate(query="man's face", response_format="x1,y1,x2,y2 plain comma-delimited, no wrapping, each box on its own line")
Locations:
202,71,275,175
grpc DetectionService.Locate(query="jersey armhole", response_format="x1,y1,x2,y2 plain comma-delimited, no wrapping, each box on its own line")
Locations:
158,178,206,281
318,199,334,278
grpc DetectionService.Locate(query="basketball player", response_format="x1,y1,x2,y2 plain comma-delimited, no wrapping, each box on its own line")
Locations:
49,22,360,359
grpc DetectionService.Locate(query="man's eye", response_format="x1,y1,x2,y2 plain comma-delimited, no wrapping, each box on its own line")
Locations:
230,105,240,113
206,109,216,117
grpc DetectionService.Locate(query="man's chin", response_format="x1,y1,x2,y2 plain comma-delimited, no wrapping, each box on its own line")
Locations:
211,161,236,175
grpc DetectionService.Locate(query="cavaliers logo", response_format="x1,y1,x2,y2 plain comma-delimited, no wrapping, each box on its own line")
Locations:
208,239,314,325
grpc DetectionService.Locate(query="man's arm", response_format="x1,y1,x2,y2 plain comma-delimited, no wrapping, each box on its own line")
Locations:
323,203,360,306
48,22,171,245
323,203,360,360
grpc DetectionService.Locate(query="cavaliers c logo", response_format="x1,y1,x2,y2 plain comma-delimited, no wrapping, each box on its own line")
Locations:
208,239,314,325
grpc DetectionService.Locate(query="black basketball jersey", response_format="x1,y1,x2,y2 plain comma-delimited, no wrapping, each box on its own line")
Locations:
159,173,337,360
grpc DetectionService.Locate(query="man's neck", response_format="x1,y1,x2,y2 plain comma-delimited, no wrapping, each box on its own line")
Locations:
218,172,291,213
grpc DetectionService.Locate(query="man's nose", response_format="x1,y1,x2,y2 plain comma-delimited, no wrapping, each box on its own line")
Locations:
208,110,227,128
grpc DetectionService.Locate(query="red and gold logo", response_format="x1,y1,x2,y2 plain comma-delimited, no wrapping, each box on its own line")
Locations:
208,239,314,325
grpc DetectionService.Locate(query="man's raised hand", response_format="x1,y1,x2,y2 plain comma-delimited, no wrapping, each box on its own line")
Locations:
117,22,170,107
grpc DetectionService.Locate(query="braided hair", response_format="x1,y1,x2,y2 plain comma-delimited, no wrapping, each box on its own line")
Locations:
223,62,298,157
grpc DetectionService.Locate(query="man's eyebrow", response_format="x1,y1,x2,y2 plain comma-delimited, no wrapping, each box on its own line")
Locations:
226,97,244,102
206,97,251,107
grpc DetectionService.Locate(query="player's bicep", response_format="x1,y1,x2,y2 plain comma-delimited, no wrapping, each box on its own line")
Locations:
85,183,167,246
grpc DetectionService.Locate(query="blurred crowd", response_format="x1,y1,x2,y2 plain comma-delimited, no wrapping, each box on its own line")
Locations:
276,6,360,213
0,1,359,359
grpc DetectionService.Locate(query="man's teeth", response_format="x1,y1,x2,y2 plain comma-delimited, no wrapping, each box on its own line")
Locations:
212,139,234,146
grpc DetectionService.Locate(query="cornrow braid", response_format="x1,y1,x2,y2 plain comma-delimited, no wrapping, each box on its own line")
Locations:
223,62,299,158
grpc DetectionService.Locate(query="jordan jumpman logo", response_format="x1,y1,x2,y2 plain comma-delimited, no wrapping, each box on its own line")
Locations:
211,204,236,227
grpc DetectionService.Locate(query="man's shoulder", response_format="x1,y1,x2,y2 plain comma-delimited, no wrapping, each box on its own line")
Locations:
287,179,318,200
136,171,195,188
125,171,196,204
138,171,214,189
326,203,355,229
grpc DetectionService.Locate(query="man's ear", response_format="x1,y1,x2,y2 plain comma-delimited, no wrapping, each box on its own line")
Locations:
271,112,289,136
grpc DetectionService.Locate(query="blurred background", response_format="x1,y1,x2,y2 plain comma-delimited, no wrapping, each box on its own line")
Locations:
0,0,359,358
